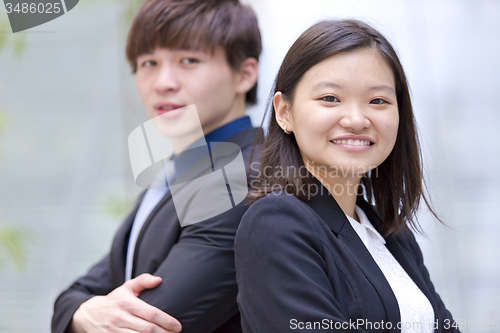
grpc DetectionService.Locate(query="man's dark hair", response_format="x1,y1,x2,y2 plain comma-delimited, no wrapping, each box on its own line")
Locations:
126,0,262,105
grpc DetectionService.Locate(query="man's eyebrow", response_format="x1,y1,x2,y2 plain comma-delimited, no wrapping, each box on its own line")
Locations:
312,81,396,94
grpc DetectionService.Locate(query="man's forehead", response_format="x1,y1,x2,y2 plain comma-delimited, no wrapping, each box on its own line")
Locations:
139,45,219,56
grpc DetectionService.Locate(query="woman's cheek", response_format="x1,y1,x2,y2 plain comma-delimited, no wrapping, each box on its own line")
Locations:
379,112,399,140
390,117,400,143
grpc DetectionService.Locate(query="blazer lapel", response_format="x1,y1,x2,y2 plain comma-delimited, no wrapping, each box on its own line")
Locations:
131,189,173,278
357,198,439,325
385,237,439,321
359,200,439,321
110,190,146,287
128,127,261,280
306,177,400,331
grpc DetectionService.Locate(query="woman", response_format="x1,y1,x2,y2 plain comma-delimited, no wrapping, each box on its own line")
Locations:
235,19,460,333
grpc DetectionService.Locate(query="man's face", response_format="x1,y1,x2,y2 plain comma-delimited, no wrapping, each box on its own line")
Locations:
135,47,242,136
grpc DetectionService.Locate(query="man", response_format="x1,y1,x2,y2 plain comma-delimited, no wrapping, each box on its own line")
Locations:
52,0,262,332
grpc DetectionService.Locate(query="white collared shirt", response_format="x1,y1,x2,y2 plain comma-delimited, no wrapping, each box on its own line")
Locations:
346,206,435,333
125,161,175,281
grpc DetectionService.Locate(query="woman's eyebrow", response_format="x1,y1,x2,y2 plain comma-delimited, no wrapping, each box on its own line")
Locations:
368,85,396,94
312,81,396,95
312,81,343,90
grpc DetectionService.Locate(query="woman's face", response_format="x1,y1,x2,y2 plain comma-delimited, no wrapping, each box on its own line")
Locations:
276,47,399,178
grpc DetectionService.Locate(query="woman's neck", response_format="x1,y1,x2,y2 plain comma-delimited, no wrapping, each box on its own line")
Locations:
305,161,361,222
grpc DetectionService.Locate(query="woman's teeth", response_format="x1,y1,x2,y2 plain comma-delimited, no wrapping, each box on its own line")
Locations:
332,139,372,146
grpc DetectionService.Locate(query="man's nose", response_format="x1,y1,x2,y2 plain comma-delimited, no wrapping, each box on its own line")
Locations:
153,65,181,93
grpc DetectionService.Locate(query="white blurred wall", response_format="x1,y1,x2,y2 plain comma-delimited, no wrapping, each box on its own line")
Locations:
0,0,498,331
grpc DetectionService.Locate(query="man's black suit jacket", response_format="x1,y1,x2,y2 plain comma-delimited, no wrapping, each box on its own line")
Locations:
52,127,261,333
235,176,460,333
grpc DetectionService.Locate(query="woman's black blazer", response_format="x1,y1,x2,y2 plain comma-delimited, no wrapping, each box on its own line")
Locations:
235,177,459,333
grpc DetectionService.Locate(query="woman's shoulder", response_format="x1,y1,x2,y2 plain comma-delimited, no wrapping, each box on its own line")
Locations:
237,191,323,245
244,190,314,220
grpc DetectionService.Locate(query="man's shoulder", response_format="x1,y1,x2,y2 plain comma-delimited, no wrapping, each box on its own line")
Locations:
225,127,262,151
214,126,262,178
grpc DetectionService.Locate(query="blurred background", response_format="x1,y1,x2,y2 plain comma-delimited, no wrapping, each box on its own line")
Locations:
0,0,499,331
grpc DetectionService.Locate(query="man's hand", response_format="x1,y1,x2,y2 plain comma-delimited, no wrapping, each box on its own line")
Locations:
71,273,182,333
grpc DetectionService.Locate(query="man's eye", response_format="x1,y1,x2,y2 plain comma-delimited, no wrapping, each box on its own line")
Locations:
370,98,388,105
141,60,157,67
321,96,340,103
181,58,199,65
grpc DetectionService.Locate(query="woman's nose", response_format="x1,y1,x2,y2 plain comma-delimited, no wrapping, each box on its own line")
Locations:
339,105,371,131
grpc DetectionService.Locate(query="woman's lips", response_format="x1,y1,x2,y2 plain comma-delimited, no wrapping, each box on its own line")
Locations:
330,139,374,152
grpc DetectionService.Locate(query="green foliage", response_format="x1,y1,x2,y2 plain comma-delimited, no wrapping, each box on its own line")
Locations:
0,16,27,58
0,0,144,270
0,19,7,49
0,224,30,271
103,194,135,222
0,111,6,133
12,33,26,57
119,0,144,25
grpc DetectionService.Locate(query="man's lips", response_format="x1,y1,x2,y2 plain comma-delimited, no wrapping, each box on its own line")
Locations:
154,103,185,116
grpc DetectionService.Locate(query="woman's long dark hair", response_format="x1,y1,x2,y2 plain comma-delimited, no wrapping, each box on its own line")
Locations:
250,19,442,236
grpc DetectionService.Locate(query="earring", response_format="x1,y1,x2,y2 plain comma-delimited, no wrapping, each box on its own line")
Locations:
281,122,291,134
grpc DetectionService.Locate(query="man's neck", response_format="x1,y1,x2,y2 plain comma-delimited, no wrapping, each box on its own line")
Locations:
203,98,247,136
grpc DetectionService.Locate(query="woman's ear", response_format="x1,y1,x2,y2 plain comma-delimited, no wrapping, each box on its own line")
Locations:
274,92,293,133
235,57,259,95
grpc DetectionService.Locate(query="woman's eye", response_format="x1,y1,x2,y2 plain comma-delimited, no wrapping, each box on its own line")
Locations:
321,96,340,103
181,57,200,65
370,98,388,105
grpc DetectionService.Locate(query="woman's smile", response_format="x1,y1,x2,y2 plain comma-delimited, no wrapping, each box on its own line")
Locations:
276,47,399,176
